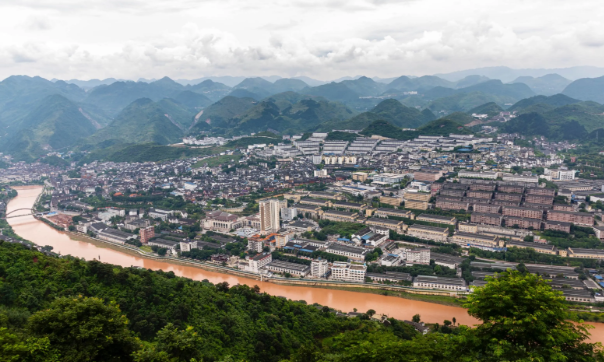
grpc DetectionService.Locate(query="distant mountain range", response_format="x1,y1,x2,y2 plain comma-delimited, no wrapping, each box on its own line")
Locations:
2,67,604,161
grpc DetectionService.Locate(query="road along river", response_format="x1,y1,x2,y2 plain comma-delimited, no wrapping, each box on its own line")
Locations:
7,185,604,341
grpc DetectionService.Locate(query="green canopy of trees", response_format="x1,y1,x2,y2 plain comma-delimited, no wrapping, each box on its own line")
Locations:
0,242,602,361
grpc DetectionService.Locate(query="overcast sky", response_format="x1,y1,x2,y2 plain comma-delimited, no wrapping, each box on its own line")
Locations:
0,0,602,81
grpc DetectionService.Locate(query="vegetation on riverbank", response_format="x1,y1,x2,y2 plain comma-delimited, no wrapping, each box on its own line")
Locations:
1,242,601,362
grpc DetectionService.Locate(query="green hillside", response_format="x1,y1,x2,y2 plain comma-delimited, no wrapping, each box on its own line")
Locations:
418,118,473,135
502,112,588,140
189,96,257,131
234,97,354,134
467,102,503,117
84,98,184,146
360,120,414,140
156,98,197,129
508,96,604,133
388,75,454,91
543,102,604,132
232,77,275,98
454,75,490,88
273,78,308,92
187,79,231,101
512,74,571,95
84,77,187,116
319,99,433,131
427,91,500,114
340,76,387,96
562,76,604,103
0,76,86,126
302,82,360,103
508,94,580,112
0,94,97,161
80,143,222,163
461,80,535,101
172,90,213,110
0,243,600,362
325,131,358,142
439,112,475,125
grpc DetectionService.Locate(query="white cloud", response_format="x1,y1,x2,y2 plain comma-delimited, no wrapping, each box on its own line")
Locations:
0,0,602,80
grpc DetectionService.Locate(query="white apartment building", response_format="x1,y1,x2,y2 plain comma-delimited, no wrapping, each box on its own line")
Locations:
248,238,264,253
311,259,329,278
280,207,298,221
413,275,467,291
458,171,499,180
248,253,272,273
330,261,367,282
403,248,430,264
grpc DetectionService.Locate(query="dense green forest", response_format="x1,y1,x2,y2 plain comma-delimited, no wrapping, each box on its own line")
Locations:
1,242,603,361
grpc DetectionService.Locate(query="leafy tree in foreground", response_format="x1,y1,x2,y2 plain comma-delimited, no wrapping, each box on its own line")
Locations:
464,270,603,361
27,296,138,362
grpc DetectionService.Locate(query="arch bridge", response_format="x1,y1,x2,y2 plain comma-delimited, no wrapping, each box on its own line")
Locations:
3,208,37,219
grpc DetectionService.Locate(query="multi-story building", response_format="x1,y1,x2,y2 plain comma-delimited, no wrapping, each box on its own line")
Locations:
405,200,429,210
435,197,469,211
374,208,415,219
466,190,493,199
567,247,604,259
97,228,137,245
503,216,542,230
505,241,558,255
259,198,284,235
525,195,554,205
471,213,503,226
491,199,520,207
300,198,331,207
405,192,431,202
547,211,594,226
330,261,367,282
352,172,369,182
248,237,264,253
413,275,467,291
458,171,498,180
526,187,556,196
322,210,359,223
325,243,368,260
553,204,574,212
203,211,244,232
280,207,298,221
407,225,448,242
544,221,572,233
440,189,466,197
248,253,272,273
469,183,496,192
451,232,501,249
311,258,329,278
333,201,366,212
416,214,457,225
403,248,430,264
139,226,155,244
365,217,405,233
502,206,544,220
274,230,295,248
413,170,444,182
495,192,523,202
473,203,501,214
295,205,322,219
265,260,310,276
498,185,524,193
379,196,402,207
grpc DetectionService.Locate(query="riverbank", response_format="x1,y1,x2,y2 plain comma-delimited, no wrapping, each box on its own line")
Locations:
65,229,468,306
9,185,604,343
